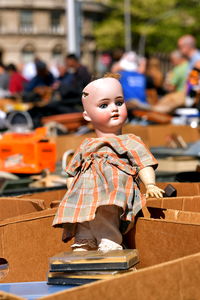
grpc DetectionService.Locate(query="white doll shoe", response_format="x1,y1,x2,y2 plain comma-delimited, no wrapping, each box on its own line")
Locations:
98,238,123,252
72,239,97,251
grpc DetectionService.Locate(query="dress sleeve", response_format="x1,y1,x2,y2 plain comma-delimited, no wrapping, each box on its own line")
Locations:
65,143,83,177
125,134,158,172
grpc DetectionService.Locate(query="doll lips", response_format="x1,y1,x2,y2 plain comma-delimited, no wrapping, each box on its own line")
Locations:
111,114,119,119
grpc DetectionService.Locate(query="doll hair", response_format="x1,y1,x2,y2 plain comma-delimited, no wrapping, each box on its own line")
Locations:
103,72,121,80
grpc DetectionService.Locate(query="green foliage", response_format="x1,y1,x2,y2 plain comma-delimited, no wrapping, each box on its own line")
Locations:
94,0,200,54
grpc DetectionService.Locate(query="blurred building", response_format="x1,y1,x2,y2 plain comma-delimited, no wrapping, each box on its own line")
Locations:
0,0,106,70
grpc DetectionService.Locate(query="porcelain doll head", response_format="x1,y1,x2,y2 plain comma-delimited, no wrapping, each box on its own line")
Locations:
82,73,127,137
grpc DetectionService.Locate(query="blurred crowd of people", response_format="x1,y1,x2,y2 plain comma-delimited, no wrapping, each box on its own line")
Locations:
0,34,200,129
0,54,92,127
106,34,200,116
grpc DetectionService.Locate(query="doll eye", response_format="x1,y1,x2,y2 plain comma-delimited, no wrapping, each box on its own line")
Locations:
116,101,124,106
99,103,108,109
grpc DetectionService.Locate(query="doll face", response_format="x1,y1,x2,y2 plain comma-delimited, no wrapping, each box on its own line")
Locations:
82,78,127,134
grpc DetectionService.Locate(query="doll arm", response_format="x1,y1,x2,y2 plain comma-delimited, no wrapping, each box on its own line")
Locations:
138,166,165,198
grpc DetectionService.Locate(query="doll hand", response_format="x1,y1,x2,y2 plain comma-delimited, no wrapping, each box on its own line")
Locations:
145,184,165,198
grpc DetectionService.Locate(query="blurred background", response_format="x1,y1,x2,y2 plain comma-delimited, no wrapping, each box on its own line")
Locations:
0,0,200,191
0,0,199,73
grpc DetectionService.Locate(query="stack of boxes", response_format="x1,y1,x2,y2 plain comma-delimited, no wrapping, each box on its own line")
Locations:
48,249,139,285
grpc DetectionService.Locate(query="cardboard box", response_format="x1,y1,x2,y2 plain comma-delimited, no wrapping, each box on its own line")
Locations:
123,124,199,147
146,124,200,147
54,133,96,162
54,124,200,161
2,208,200,283
145,207,200,224
2,251,200,300
141,182,200,196
0,209,70,283
43,252,200,300
16,182,200,210
125,215,200,269
42,251,200,300
0,197,45,220
16,189,66,208
146,195,200,212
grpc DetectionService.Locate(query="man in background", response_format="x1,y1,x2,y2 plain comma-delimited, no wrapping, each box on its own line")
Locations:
164,50,188,93
178,35,200,71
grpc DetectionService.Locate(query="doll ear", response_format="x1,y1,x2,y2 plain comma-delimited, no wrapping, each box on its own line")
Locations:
83,111,91,122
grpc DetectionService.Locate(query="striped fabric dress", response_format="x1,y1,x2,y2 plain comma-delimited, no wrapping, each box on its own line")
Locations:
53,134,158,240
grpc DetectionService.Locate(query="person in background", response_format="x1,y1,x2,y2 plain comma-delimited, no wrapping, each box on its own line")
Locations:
146,57,165,96
164,50,188,93
58,54,91,107
7,63,27,97
0,63,10,99
0,63,9,91
178,35,200,71
25,60,54,92
118,52,148,108
110,49,124,73
22,60,37,81
65,54,91,89
152,35,200,113
116,51,158,109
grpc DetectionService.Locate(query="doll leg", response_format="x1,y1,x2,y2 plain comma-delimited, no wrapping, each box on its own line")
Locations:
72,221,97,251
90,205,123,251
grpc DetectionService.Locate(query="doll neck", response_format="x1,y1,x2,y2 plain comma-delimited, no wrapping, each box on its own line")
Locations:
95,128,122,138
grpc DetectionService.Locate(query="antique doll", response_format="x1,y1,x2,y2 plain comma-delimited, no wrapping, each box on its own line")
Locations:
53,73,164,251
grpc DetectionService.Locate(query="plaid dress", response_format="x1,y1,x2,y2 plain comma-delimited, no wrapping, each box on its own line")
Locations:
53,134,158,240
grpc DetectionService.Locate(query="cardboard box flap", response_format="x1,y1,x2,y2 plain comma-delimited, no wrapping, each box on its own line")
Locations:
146,207,200,224
2,208,200,283
0,291,24,300
37,251,200,300
0,208,57,227
16,190,66,208
0,208,69,283
125,217,200,269
147,124,200,147
141,182,200,196
1,251,200,300
147,195,200,212
0,198,46,220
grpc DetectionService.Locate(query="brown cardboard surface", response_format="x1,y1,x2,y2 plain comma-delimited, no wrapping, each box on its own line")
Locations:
54,133,96,161
16,189,66,208
123,124,200,146
122,124,149,145
36,251,200,300
54,124,199,161
2,208,200,283
146,207,200,224
146,195,200,212
123,124,199,147
15,182,200,210
0,291,23,300
125,217,200,269
146,124,199,147
0,209,69,283
2,252,200,300
141,182,200,196
0,198,45,220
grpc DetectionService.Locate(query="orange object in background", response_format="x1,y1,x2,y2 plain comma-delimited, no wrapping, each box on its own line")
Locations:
0,127,56,174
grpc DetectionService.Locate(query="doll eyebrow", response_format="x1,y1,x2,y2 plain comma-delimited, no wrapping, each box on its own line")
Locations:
98,98,110,102
82,92,89,97
115,96,124,99
99,96,124,102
